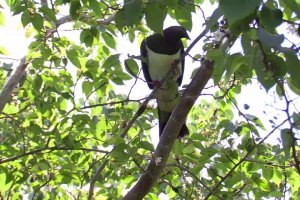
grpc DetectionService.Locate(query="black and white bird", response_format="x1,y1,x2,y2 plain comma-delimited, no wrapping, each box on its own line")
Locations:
140,26,190,138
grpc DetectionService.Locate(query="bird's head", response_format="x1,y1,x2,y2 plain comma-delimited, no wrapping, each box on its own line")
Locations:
163,26,190,44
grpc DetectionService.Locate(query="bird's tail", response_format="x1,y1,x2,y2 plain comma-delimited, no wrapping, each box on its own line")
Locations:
158,108,189,138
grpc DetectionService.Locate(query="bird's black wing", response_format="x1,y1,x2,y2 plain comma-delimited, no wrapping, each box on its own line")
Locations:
177,42,185,86
140,39,154,89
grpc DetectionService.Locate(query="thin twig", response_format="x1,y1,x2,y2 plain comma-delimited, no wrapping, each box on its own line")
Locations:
81,98,146,109
0,147,108,164
169,163,224,199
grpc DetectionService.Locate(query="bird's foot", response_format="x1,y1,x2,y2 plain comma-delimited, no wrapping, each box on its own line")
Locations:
153,80,162,88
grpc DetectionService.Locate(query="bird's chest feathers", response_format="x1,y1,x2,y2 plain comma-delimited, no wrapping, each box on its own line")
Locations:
146,46,182,82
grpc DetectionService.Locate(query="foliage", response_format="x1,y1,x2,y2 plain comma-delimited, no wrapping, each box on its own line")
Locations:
0,0,300,199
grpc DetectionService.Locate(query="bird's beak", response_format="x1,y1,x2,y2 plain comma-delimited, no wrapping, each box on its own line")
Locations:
185,31,190,40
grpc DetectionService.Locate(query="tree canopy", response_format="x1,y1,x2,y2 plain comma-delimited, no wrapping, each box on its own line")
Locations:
0,0,300,199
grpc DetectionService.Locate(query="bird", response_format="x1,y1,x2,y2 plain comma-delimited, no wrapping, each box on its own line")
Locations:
140,26,190,138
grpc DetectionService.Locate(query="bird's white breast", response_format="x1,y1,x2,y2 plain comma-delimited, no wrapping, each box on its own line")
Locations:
146,46,182,81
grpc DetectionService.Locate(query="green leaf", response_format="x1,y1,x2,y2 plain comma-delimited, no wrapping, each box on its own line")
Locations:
62,57,68,66
0,173,6,191
66,49,81,68
281,0,300,19
111,77,124,85
85,59,99,71
262,166,273,181
246,41,276,91
269,191,284,198
292,112,300,129
139,141,154,151
89,0,102,17
220,0,261,25
102,32,116,49
285,53,300,94
82,81,93,96
115,0,142,29
145,2,167,33
280,129,294,159
244,114,265,130
31,13,44,30
70,0,81,19
58,97,67,112
260,6,283,31
229,15,253,35
0,11,5,26
21,10,31,27
287,77,300,95
72,114,90,123
115,70,132,81
206,49,227,84
267,54,287,79
259,178,270,191
224,173,241,187
124,59,139,77
257,28,284,49
80,29,94,47
102,54,120,69
174,5,192,31
183,144,195,154
206,7,222,30
33,75,43,91
224,53,247,83
0,46,9,55
224,108,234,120
28,124,43,135
40,6,57,23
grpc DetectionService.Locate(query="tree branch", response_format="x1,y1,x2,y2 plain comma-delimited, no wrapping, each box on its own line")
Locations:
169,163,223,199
122,60,214,200
0,146,109,164
0,57,27,113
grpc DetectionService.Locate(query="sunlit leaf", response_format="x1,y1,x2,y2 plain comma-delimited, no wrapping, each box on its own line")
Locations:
0,12,5,26
0,46,9,55
82,81,93,97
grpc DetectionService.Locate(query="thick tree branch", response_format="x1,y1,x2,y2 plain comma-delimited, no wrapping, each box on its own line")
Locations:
122,60,214,200
0,57,27,113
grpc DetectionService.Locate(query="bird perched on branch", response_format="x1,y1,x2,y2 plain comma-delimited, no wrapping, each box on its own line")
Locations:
140,26,190,138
